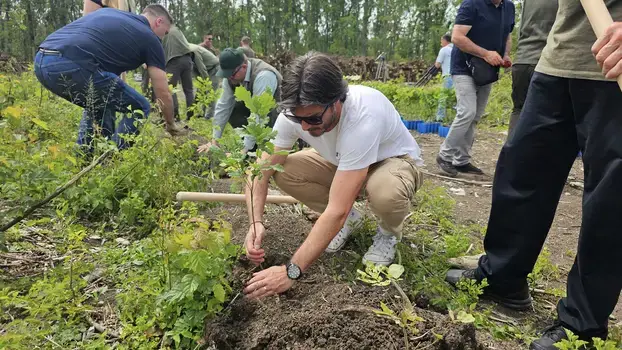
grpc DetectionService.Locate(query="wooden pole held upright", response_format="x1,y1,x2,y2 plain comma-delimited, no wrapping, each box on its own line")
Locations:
580,0,622,91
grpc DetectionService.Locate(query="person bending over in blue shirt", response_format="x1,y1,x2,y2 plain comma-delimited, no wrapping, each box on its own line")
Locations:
34,4,185,153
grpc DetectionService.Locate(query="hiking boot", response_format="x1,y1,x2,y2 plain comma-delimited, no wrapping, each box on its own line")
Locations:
530,324,570,350
325,209,362,253
455,163,485,175
436,155,458,177
446,268,533,311
362,230,399,266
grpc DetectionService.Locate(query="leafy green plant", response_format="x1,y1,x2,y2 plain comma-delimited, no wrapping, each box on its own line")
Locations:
215,86,289,242
554,329,589,350
373,301,423,334
155,204,239,348
528,247,560,289
356,262,405,286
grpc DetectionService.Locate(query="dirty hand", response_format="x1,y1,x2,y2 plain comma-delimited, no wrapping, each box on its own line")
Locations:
165,122,188,137
483,50,504,66
502,55,512,68
245,222,266,265
197,140,219,153
243,265,293,300
593,22,622,79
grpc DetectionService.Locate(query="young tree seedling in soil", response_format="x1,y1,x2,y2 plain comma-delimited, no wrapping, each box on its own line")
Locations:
214,86,289,255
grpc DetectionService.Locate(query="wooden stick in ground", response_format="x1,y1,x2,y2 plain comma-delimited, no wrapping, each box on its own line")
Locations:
420,170,492,186
0,150,114,233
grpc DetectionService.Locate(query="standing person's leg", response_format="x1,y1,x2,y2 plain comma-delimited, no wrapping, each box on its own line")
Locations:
205,75,220,119
436,76,454,122
540,79,622,346
508,64,536,136
438,75,479,176
179,55,195,120
166,57,182,120
446,73,579,311
362,156,422,265
453,82,492,170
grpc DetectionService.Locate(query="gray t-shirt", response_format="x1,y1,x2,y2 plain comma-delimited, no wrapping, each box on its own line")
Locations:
537,0,622,81
514,0,558,65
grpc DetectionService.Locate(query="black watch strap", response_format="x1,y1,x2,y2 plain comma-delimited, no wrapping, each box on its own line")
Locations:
286,262,302,280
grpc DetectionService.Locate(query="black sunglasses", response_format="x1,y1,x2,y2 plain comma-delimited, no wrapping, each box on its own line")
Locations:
283,104,331,125
228,65,243,80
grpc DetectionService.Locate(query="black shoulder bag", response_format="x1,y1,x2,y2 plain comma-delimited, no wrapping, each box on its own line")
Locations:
466,4,505,86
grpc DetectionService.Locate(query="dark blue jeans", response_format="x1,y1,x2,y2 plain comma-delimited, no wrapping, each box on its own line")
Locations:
34,50,150,150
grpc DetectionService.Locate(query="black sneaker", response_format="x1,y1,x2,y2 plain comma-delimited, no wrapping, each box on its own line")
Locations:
445,268,533,311
454,163,485,175
436,155,458,177
530,324,570,350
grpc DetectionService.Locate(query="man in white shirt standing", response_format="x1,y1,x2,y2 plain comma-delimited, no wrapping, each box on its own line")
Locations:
435,33,454,121
241,52,423,300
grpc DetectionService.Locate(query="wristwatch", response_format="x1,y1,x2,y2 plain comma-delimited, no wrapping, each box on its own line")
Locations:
286,262,302,280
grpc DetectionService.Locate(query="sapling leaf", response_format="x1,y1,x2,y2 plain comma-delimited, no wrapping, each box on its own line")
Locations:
387,264,405,279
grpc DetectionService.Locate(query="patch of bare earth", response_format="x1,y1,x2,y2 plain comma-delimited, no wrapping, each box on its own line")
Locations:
199,177,517,349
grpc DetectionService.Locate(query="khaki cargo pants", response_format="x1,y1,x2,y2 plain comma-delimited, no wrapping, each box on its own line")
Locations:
274,150,423,239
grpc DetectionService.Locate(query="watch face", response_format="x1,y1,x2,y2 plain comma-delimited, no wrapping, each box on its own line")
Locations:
287,263,301,279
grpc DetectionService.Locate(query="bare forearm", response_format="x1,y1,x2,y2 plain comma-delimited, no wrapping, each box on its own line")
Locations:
454,35,489,59
291,209,348,272
155,89,175,125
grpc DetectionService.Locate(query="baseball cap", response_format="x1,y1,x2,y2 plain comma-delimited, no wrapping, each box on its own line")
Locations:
216,48,245,78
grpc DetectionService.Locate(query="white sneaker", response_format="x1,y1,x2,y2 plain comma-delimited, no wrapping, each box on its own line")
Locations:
362,230,399,266
325,209,362,253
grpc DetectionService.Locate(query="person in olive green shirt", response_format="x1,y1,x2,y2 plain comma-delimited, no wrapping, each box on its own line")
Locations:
188,43,220,118
445,1,622,349
239,36,256,58
508,0,558,134
162,25,195,120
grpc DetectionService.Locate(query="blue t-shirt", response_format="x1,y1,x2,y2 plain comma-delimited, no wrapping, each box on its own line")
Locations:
450,0,515,76
39,8,165,75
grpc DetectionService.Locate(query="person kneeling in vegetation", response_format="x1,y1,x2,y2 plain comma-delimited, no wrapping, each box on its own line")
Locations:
34,4,184,152
242,52,423,300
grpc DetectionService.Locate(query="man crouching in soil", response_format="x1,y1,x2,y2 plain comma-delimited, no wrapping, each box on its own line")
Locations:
242,52,423,300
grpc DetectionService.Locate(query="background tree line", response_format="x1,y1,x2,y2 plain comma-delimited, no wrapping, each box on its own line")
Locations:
0,0,461,64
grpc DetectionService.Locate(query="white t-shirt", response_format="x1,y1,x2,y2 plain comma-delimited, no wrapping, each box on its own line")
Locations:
272,85,423,171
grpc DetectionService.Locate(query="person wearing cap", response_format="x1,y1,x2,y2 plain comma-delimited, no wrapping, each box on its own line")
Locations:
199,47,282,153
241,52,423,300
239,36,256,58
188,43,220,118
34,5,185,152
162,25,195,120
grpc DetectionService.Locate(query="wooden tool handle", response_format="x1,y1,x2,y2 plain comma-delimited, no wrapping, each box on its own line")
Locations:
176,192,299,204
580,0,622,90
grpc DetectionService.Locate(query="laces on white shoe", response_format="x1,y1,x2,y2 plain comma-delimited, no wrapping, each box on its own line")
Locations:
363,230,398,266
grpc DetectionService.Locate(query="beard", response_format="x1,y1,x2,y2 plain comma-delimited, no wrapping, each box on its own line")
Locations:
306,116,338,137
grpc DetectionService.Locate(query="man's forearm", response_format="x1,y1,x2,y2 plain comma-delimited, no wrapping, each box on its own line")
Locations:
454,35,489,59
291,209,348,272
155,89,175,125
504,35,512,57
212,99,233,139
